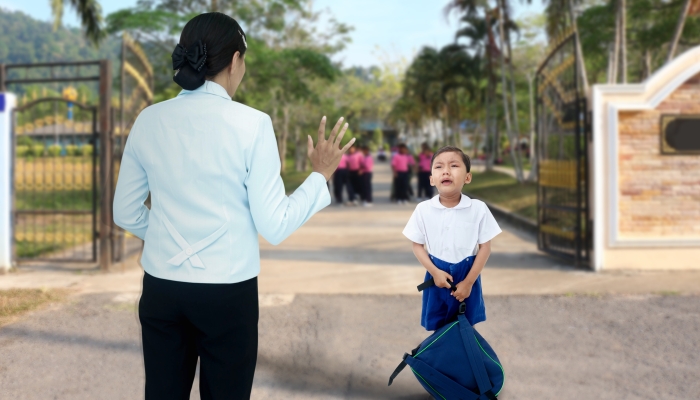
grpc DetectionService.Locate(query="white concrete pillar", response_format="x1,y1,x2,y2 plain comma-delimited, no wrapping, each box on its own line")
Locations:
0,92,16,273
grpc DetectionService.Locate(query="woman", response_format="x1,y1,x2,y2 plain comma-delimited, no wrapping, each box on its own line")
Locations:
112,13,353,399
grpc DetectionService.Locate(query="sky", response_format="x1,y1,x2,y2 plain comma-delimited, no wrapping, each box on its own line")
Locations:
0,0,546,68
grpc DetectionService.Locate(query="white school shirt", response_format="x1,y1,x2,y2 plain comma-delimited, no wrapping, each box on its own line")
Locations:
113,81,330,284
402,194,502,263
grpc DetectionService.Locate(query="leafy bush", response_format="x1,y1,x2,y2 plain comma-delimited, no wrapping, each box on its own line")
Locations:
80,144,93,157
16,145,29,157
30,144,45,157
48,144,62,157
65,145,79,156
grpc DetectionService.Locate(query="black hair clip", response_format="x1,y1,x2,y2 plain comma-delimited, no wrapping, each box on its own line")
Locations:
172,40,208,72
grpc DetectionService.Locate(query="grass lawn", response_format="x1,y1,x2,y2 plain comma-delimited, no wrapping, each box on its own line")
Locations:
499,154,532,171
464,170,537,221
0,288,70,327
15,190,93,211
14,190,95,258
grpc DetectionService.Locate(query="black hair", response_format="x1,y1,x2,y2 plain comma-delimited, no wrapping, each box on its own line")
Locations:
430,146,471,173
173,12,247,91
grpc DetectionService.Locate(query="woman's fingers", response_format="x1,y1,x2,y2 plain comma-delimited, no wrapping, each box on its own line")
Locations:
334,123,349,148
329,117,344,143
340,137,356,153
307,135,314,158
317,116,327,144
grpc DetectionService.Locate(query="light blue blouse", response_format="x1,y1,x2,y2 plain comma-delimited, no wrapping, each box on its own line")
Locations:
113,81,330,284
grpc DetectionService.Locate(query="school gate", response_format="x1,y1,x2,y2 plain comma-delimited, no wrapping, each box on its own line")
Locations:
535,30,591,268
0,34,153,270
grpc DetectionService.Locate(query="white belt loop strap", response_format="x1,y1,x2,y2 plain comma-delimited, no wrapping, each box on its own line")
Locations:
161,213,228,269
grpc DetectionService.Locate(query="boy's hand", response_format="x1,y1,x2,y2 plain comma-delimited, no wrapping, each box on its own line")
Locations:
431,269,454,290
452,280,473,303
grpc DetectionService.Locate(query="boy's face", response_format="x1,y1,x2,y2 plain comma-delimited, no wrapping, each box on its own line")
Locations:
429,151,471,196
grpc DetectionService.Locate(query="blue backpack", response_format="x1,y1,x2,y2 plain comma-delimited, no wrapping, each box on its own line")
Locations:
388,280,505,399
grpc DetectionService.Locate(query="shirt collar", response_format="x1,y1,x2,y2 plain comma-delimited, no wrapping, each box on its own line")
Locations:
177,81,231,100
429,194,472,210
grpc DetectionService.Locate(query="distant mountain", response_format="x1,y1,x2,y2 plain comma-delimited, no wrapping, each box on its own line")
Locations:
0,8,120,67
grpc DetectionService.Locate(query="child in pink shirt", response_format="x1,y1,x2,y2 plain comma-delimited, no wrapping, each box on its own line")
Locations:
347,146,362,204
360,145,374,206
391,144,415,204
417,143,434,200
333,153,350,205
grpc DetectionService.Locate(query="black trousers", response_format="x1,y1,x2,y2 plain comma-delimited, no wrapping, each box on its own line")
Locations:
333,168,348,203
417,171,434,198
396,172,410,201
361,172,373,203
349,170,362,201
139,272,259,400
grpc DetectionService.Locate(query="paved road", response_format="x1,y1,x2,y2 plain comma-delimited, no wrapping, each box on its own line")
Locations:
2,160,700,399
0,292,698,399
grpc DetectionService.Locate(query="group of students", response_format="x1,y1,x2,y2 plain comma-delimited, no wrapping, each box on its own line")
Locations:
332,144,374,207
391,142,436,204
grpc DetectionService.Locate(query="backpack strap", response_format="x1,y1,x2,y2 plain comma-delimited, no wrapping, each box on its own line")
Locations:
387,344,420,386
404,356,490,400
457,312,497,399
417,278,456,292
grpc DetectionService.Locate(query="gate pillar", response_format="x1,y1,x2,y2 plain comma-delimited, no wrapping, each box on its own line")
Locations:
0,92,16,273
99,60,112,272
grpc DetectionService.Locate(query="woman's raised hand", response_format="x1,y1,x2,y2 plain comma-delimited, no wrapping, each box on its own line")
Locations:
308,116,355,181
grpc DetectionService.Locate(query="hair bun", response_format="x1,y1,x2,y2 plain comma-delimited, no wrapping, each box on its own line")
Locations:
171,40,208,90
173,65,206,90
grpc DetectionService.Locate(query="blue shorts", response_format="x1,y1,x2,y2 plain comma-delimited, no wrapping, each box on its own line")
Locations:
421,254,486,331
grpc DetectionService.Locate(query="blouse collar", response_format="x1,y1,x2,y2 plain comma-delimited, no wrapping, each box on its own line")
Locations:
177,81,231,100
429,194,472,210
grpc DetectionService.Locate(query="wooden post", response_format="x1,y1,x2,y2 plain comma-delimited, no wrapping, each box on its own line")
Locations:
0,64,5,91
99,60,112,272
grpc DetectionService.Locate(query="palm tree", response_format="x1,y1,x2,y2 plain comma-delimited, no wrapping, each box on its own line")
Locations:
667,0,700,63
51,0,105,45
449,0,526,177
453,10,500,169
495,0,525,182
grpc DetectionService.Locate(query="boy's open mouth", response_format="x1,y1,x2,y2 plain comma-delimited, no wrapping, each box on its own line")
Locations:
441,179,452,185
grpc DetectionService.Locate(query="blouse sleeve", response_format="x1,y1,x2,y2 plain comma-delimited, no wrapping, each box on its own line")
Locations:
244,114,331,245
113,122,150,240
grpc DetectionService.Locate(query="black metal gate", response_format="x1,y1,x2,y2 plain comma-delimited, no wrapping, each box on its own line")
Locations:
535,31,590,267
12,98,98,262
1,60,112,267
